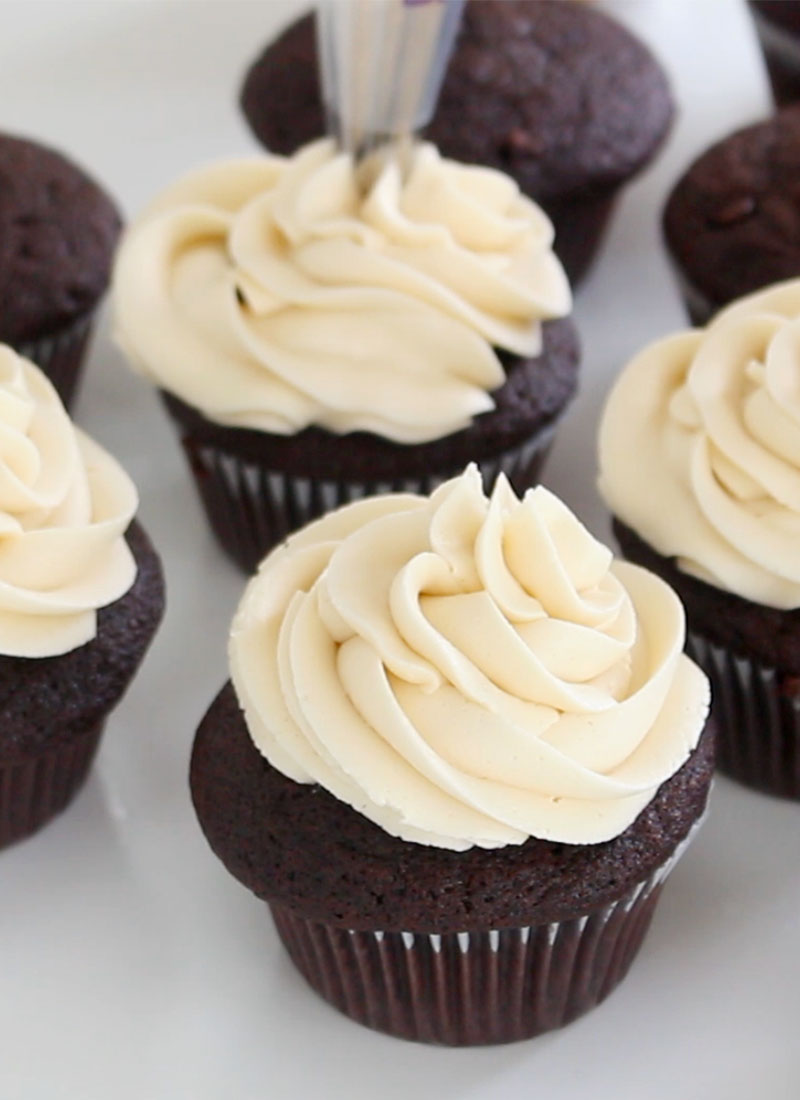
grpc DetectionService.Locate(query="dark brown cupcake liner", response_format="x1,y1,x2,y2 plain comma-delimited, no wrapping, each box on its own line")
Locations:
546,188,618,286
268,824,699,1046
180,424,559,573
17,310,95,410
687,631,800,799
668,264,720,328
0,718,105,849
750,4,800,107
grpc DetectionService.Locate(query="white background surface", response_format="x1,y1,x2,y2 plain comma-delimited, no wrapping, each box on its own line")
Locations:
0,2,797,1097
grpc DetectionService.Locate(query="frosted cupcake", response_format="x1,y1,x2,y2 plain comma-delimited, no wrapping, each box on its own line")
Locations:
0,345,164,847
599,278,800,798
113,139,577,571
191,467,712,1044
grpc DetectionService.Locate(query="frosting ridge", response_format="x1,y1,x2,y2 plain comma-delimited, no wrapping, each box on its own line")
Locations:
599,278,800,608
0,346,137,657
230,467,708,850
113,140,571,443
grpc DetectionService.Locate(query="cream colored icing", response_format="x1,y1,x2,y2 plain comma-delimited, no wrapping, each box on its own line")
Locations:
230,466,708,850
599,278,800,609
113,139,571,443
0,346,137,657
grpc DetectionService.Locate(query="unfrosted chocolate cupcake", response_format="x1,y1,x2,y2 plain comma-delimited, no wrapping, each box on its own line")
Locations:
240,1,674,283
0,345,164,847
749,1,800,106
0,134,121,407
663,106,800,326
114,139,577,572
191,468,712,1044
599,279,800,799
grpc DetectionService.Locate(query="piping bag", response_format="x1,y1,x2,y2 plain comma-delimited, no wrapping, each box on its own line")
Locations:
315,0,464,178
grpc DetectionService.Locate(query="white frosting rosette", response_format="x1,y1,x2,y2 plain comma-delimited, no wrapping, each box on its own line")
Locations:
230,467,708,850
0,346,137,657
113,139,571,444
599,278,800,609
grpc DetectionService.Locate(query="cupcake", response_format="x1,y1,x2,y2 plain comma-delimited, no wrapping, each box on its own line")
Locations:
0,134,121,407
663,106,800,326
191,467,712,1045
749,1,800,107
239,1,674,284
113,139,577,572
0,345,164,848
599,279,800,799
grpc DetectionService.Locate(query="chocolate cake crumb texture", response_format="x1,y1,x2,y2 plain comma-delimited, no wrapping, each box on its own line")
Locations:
0,134,121,344
0,522,165,761
191,682,714,935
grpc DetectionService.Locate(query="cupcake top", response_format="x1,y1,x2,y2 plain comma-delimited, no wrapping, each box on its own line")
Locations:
113,139,570,444
0,133,121,344
0,345,138,657
599,279,800,609
230,466,708,851
663,106,800,314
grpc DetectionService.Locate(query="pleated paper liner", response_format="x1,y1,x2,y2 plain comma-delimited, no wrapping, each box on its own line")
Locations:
687,632,800,799
269,822,701,1046
0,717,105,849
17,311,95,410
179,424,558,573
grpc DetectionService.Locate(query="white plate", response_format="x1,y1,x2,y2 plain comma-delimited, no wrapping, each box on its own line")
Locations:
0,3,797,1098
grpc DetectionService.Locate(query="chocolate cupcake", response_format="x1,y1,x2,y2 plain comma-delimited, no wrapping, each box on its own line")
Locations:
0,345,164,847
749,1,800,107
191,467,712,1044
599,279,800,799
239,1,674,284
0,134,121,407
663,106,800,326
113,139,577,572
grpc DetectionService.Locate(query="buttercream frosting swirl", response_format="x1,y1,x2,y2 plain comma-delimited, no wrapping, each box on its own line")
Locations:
599,278,800,609
0,346,137,657
230,467,708,850
113,139,571,443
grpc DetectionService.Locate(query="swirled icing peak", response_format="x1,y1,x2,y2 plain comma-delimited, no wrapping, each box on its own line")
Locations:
113,139,571,443
599,278,800,609
0,345,137,657
230,466,708,850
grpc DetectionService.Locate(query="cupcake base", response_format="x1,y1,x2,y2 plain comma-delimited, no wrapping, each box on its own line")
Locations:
0,717,104,848
613,518,800,800
192,682,714,1043
687,633,800,800
669,266,720,328
269,849,680,1046
17,311,95,410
